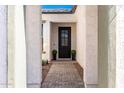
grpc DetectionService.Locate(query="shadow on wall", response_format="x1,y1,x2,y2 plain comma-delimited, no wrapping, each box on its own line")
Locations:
98,5,116,88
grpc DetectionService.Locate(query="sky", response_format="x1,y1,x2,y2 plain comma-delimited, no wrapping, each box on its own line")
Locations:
41,5,74,10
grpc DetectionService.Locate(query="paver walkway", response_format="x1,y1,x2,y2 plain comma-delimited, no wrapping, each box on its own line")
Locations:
41,62,84,88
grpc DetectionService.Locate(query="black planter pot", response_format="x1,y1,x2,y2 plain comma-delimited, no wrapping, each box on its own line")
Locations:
53,54,56,60
72,55,76,60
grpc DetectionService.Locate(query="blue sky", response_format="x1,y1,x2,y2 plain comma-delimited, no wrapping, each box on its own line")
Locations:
41,5,74,10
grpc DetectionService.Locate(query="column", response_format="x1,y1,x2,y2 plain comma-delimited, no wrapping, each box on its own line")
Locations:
98,5,116,88
14,5,26,88
25,6,42,88
8,5,15,88
42,21,51,61
84,6,98,88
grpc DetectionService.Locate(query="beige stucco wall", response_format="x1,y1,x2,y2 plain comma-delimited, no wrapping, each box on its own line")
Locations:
85,6,98,87
8,5,15,88
42,21,51,61
25,6,42,88
108,6,116,88
75,6,86,68
75,6,98,87
98,5,116,88
14,5,27,88
42,13,76,23
51,23,76,60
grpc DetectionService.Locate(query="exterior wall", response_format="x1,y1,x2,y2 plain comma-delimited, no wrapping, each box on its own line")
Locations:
8,5,15,88
98,5,116,88
108,6,116,88
25,6,42,88
14,6,26,88
85,6,98,87
116,5,124,88
51,23,76,60
0,5,7,88
75,6,86,68
42,21,51,61
42,14,76,23
75,6,98,88
98,6,109,88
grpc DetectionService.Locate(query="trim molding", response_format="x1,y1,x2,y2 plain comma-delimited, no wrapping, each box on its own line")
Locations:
27,83,41,88
84,83,98,88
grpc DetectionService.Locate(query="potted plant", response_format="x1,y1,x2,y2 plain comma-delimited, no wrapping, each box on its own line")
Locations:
71,50,76,60
52,50,57,60
42,60,48,66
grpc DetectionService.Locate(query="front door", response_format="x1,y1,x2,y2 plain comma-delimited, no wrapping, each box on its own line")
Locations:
58,27,71,58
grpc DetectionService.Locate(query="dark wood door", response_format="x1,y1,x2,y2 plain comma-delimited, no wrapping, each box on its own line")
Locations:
58,27,71,58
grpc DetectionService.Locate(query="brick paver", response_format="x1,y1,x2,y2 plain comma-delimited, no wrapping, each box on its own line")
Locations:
41,62,84,88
